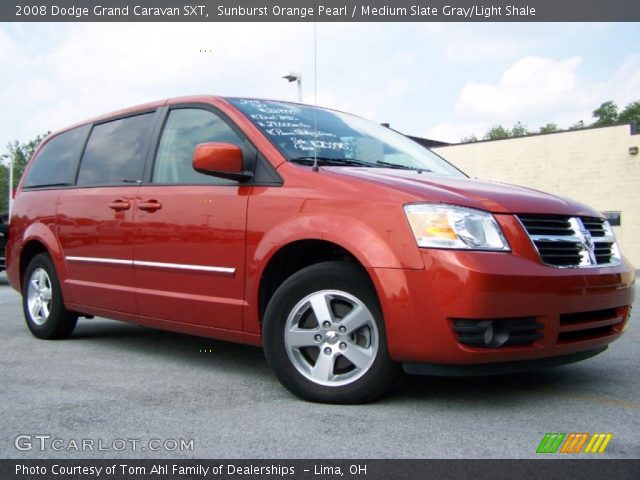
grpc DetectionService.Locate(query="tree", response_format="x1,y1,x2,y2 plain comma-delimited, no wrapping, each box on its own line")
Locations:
539,123,559,134
592,101,619,126
456,98,639,142
0,165,8,214
460,134,478,143
480,123,530,141
0,132,49,213
510,122,528,137
619,100,640,127
483,124,511,141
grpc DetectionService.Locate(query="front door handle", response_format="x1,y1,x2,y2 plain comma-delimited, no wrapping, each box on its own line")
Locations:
137,200,162,212
108,200,130,211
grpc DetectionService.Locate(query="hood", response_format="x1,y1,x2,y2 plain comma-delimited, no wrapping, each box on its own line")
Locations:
324,167,601,217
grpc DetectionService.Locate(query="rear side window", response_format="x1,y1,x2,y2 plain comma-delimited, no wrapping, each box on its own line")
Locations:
152,108,244,185
23,125,89,188
77,113,154,186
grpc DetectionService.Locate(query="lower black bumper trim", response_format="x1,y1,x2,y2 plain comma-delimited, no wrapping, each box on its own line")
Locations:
402,346,608,377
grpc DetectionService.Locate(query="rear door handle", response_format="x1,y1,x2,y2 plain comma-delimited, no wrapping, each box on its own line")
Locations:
137,200,162,212
108,200,130,211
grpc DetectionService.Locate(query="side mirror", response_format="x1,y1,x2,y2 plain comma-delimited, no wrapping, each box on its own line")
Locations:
192,142,252,181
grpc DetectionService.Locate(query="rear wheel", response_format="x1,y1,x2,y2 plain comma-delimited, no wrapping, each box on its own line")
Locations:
22,253,77,339
263,261,398,403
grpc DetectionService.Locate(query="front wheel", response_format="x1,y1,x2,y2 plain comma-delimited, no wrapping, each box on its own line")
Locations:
263,262,398,403
22,253,78,339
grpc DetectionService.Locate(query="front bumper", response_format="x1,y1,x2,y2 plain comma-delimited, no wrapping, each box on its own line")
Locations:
371,221,635,366
403,346,608,376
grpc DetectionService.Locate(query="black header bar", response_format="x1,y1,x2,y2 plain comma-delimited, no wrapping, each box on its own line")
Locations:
3,0,640,22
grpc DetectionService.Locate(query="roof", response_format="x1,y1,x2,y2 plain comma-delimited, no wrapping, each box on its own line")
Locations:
407,136,450,148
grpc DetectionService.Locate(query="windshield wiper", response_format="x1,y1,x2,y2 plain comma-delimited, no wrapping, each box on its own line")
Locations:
375,160,430,172
290,156,429,172
290,156,375,167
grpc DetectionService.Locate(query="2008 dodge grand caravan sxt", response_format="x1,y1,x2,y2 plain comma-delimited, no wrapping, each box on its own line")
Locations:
6,96,635,403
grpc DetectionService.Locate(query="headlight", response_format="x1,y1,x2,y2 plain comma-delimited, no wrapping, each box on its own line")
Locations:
404,204,510,251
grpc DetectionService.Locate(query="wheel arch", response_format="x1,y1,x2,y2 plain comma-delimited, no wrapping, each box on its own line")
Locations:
248,213,423,332
257,239,373,325
19,223,70,299
243,211,424,339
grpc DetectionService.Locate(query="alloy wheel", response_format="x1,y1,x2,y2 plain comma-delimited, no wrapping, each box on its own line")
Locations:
27,267,53,326
284,289,379,387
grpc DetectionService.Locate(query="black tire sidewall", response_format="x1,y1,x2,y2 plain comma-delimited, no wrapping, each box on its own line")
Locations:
22,253,76,339
263,261,397,403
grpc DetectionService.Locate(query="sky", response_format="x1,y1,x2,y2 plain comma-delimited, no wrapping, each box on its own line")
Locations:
0,22,639,156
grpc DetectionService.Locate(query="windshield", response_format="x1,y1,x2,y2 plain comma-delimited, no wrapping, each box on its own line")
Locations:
227,98,465,177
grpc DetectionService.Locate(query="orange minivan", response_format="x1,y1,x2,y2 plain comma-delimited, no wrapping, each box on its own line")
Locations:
5,96,635,403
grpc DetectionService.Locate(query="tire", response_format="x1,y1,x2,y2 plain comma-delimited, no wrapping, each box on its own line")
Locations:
263,261,398,403
22,253,78,339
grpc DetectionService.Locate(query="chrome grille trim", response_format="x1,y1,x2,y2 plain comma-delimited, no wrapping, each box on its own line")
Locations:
517,215,622,268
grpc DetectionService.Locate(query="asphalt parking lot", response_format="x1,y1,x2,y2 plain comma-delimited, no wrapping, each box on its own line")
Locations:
1,272,638,459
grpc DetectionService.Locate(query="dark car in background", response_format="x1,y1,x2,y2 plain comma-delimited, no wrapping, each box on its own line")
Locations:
0,214,8,272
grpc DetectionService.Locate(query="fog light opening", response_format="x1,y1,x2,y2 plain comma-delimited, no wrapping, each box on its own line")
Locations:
483,321,510,347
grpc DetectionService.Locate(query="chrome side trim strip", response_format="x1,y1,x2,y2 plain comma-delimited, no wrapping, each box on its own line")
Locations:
65,256,235,274
134,260,235,274
66,256,132,266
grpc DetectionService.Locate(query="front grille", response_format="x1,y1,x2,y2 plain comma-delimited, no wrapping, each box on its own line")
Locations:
452,317,543,348
518,215,621,268
580,218,606,237
557,307,626,344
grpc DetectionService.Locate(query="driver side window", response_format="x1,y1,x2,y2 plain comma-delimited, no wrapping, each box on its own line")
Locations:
153,108,244,185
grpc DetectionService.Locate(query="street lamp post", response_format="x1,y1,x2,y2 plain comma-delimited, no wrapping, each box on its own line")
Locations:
282,72,302,102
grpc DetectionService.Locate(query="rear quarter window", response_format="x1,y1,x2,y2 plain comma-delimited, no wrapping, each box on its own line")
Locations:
23,125,89,188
